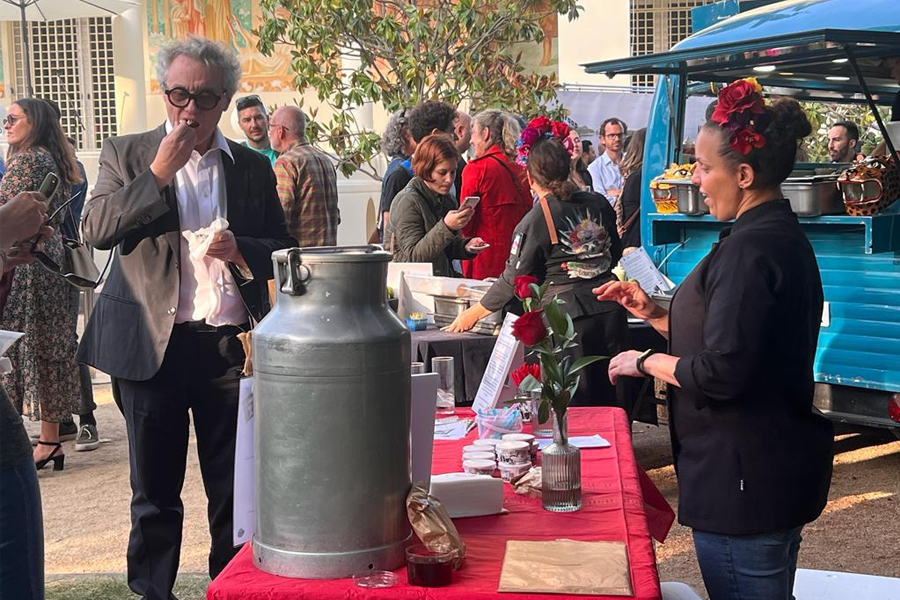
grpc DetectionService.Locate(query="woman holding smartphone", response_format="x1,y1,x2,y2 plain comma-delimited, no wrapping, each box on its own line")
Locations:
0,98,83,472
387,134,486,275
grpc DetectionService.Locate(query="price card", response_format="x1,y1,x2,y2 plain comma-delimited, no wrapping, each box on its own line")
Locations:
472,313,524,414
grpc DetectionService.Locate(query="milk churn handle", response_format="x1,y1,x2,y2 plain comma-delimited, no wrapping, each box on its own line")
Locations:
280,247,310,296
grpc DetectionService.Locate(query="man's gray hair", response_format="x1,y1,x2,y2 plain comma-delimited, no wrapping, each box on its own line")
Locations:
381,107,411,157
155,36,242,98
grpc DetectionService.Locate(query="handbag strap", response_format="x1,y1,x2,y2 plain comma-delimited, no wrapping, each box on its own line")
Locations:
538,195,559,245
621,204,641,233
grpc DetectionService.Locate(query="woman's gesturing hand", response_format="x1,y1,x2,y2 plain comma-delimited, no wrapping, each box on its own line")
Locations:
593,280,665,321
443,205,474,231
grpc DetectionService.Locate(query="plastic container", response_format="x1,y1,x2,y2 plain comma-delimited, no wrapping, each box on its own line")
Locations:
475,408,523,440
498,462,532,483
462,444,486,455
406,544,453,587
462,451,496,462
502,433,537,460
496,441,531,465
462,459,497,476
472,438,501,451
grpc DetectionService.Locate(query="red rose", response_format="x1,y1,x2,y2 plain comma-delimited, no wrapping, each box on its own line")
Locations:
511,362,541,387
551,121,570,139
512,310,547,346
514,275,539,299
712,79,764,126
528,116,552,133
730,128,766,155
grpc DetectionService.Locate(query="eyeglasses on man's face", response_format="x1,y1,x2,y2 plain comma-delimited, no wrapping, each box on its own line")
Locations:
165,87,225,111
605,132,623,139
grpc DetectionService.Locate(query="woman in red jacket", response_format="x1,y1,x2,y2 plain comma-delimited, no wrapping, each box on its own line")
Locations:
460,110,532,279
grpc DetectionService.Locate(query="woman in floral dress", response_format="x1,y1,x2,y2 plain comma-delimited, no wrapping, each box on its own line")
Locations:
0,98,83,470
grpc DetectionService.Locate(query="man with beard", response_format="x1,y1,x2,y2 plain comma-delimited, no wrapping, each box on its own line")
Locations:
236,95,278,167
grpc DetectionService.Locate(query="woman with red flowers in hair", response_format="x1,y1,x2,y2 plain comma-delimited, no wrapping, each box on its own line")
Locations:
459,109,532,279
596,79,832,600
447,138,626,407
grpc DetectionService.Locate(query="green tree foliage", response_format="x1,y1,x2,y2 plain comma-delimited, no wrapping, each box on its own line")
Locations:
256,0,581,177
801,101,892,162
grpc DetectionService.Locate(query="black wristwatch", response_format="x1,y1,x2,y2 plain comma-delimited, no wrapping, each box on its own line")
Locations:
635,349,656,377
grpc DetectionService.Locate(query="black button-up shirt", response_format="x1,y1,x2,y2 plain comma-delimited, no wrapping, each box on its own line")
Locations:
667,199,833,535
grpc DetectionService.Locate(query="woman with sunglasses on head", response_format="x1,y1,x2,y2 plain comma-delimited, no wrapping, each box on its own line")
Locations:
597,80,833,600
0,98,83,472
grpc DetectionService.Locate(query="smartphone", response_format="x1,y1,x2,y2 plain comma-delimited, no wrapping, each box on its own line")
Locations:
462,196,481,210
38,172,61,200
469,242,491,251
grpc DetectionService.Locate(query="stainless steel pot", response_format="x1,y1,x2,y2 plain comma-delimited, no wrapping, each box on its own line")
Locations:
252,246,411,578
782,176,845,216
669,179,709,215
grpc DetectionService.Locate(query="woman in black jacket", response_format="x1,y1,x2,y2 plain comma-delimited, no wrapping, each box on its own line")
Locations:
597,81,833,600
447,138,627,406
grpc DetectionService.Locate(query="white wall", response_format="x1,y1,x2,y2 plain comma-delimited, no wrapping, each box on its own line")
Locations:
558,0,633,88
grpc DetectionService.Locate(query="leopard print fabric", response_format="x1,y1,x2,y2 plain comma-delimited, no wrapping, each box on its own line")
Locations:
838,155,900,216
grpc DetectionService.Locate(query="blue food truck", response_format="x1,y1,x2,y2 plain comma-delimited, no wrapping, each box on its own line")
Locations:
583,0,900,433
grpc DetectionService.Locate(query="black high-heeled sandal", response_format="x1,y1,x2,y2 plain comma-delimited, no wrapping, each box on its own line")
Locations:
35,441,65,471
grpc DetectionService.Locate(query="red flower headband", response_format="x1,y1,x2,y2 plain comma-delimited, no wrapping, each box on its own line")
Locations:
516,116,574,166
711,77,766,155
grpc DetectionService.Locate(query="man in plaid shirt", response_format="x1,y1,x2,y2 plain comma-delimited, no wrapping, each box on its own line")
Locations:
270,106,340,246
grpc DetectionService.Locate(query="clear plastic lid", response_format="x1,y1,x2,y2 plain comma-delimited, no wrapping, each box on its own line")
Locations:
353,570,399,588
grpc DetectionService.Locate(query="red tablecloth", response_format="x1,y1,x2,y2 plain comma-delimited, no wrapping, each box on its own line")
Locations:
208,407,670,600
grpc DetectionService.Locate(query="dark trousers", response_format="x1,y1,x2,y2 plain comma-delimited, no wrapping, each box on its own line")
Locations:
115,323,245,600
0,455,44,600
569,307,629,408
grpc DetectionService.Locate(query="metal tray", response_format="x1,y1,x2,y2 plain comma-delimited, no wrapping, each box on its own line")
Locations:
433,295,503,324
433,314,502,336
782,178,845,217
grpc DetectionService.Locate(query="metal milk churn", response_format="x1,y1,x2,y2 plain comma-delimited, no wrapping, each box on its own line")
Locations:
252,246,411,578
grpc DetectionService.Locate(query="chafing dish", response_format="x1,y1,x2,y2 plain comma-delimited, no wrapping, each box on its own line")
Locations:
433,295,502,335
666,179,709,216
782,175,845,217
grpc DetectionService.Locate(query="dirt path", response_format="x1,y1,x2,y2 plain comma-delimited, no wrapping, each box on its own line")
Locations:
29,386,900,597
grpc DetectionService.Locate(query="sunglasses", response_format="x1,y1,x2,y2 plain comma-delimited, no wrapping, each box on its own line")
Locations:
33,215,120,290
164,86,225,111
3,114,24,127
235,94,263,111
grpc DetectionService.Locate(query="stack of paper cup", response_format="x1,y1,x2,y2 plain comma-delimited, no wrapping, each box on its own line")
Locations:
496,439,533,482
502,433,537,461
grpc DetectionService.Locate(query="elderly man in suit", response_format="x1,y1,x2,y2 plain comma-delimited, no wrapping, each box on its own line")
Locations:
77,36,295,600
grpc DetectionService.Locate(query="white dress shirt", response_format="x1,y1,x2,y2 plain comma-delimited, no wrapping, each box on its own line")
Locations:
587,151,625,206
167,121,248,326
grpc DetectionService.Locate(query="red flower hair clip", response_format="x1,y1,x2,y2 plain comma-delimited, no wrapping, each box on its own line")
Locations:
711,77,767,155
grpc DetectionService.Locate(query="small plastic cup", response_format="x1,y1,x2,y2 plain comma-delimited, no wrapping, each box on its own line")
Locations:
498,461,532,483
496,440,531,465
462,459,496,476
462,451,496,462
406,544,453,587
411,362,425,374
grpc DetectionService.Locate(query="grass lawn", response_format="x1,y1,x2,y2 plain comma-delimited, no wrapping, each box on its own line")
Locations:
46,574,209,600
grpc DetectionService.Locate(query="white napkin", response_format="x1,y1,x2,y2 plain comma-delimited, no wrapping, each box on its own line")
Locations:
0,330,24,375
183,217,229,261
535,435,611,450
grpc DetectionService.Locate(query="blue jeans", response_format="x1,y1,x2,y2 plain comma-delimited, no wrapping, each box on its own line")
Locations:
692,526,803,600
0,454,44,600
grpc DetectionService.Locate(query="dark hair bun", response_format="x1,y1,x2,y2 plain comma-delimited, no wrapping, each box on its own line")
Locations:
764,97,812,144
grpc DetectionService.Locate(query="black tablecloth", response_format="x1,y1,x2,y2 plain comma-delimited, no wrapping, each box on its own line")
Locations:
410,328,497,406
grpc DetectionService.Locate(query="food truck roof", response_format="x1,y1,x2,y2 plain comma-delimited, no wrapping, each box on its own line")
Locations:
581,0,900,103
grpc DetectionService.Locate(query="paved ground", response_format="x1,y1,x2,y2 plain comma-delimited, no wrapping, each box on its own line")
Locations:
27,385,900,599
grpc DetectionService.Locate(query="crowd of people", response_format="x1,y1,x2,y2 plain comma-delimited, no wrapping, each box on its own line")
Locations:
1,32,897,600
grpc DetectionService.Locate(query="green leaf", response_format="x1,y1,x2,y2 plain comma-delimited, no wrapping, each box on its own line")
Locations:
545,298,568,337
538,400,551,425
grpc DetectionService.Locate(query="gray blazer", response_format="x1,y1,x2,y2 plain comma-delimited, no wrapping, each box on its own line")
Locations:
77,124,296,381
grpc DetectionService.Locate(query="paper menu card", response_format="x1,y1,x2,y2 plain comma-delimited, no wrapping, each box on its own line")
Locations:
620,246,673,294
233,377,255,546
472,313,524,414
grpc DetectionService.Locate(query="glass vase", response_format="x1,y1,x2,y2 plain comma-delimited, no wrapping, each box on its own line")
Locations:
541,411,582,512
529,392,554,438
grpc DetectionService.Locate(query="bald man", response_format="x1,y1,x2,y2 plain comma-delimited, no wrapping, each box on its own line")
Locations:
270,106,340,246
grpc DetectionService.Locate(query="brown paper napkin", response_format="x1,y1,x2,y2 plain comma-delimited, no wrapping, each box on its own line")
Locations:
498,539,632,596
